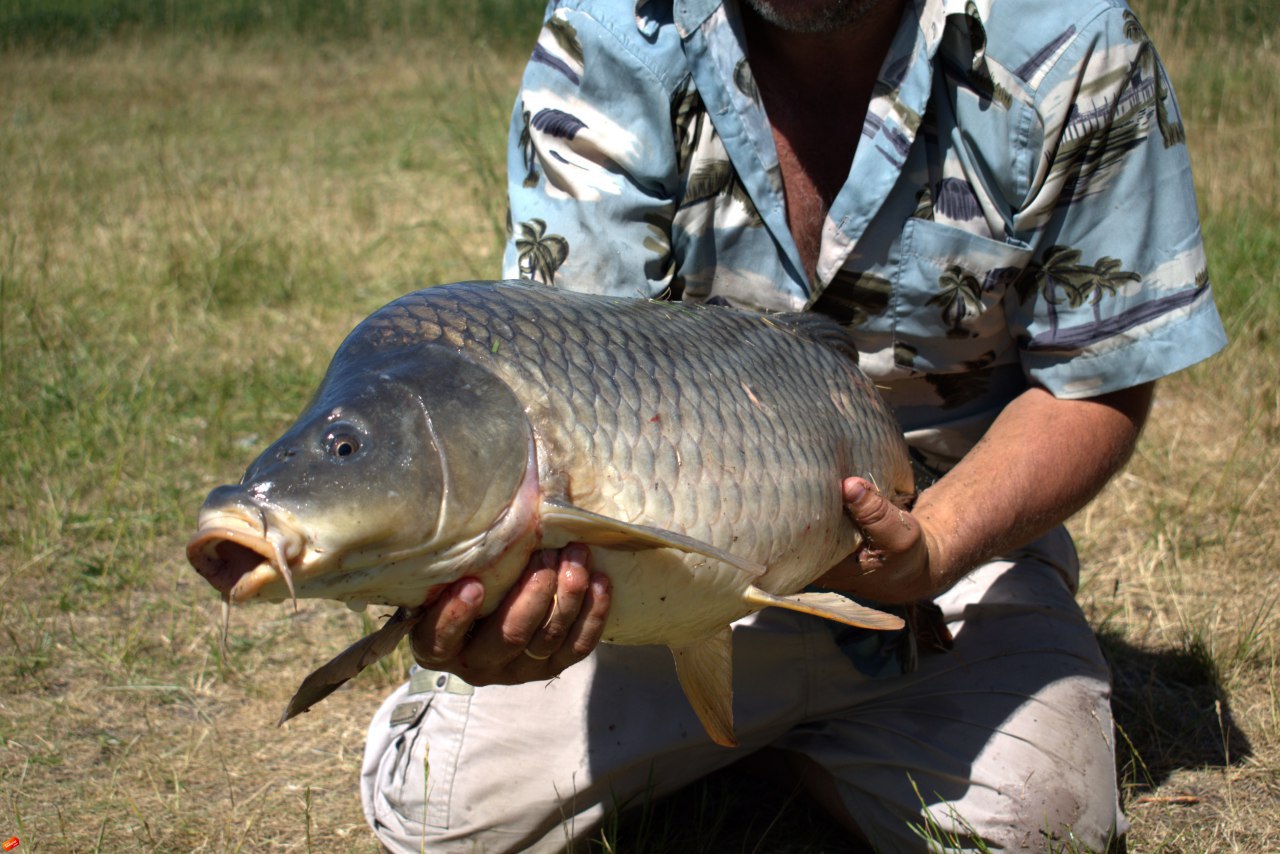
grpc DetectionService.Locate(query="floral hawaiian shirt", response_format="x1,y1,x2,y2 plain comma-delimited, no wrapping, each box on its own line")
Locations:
502,0,1227,474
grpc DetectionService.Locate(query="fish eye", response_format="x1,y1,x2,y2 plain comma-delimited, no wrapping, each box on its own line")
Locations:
324,426,362,459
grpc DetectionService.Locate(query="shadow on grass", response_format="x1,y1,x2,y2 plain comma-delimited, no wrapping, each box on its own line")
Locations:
602,759,852,854
1097,628,1253,795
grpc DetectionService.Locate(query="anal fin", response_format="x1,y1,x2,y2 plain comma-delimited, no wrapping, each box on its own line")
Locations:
742,586,904,631
670,627,737,748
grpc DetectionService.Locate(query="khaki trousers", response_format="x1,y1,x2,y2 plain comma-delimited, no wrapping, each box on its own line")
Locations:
361,526,1125,852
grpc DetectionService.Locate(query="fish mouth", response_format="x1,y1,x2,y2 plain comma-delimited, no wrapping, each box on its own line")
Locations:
186,513,305,605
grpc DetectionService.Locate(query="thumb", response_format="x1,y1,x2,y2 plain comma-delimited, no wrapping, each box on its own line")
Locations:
842,477,918,553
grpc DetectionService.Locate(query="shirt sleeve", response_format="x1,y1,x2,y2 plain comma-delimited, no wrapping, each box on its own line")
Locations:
1004,3,1227,399
502,4,681,298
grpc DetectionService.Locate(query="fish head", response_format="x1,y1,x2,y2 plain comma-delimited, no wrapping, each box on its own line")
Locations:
187,344,539,609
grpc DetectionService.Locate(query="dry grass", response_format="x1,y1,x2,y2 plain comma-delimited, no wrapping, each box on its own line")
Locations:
0,33,521,852
0,2,1276,851
1065,5,1280,850
1076,382,1280,852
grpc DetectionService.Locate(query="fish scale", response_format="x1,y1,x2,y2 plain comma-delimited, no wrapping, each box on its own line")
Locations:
188,280,914,745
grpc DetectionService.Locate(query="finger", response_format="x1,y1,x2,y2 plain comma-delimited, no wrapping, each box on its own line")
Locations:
843,477,919,553
523,544,592,660
409,577,485,667
554,570,611,666
463,554,559,669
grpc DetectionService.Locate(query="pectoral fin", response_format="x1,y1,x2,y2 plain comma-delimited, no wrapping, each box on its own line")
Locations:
742,586,904,631
670,627,737,747
279,606,425,725
541,498,765,578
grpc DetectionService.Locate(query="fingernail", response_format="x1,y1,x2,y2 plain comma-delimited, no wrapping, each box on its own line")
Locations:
590,574,610,596
565,543,589,566
844,479,867,503
458,579,484,607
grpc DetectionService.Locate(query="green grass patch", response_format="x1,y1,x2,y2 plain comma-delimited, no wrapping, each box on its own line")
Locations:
1201,205,1280,330
0,0,547,49
1135,0,1278,47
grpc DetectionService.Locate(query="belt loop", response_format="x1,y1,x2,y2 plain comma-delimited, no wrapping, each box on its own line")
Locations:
409,666,475,696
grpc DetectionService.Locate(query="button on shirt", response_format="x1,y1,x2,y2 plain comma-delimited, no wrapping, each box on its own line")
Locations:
503,0,1226,472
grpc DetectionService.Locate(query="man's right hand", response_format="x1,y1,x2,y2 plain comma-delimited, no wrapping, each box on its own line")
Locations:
408,544,611,685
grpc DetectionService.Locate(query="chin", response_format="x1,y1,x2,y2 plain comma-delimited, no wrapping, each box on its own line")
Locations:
742,0,887,34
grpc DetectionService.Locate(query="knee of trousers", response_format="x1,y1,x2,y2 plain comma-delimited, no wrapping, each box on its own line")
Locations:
360,665,615,854
932,675,1123,851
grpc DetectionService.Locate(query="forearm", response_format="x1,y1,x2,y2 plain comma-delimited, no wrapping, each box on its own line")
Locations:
914,382,1155,594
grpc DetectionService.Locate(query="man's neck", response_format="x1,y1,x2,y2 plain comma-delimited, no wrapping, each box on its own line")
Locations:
741,0,907,103
741,0,908,280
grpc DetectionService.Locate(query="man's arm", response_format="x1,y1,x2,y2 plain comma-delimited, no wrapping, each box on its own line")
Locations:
821,381,1155,603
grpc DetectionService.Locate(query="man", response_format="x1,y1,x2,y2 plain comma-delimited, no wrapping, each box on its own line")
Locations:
362,0,1226,850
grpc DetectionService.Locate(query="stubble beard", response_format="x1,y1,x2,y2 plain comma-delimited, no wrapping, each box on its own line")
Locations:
742,0,892,33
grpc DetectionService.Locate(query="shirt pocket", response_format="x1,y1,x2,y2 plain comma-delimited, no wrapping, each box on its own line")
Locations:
890,218,1032,374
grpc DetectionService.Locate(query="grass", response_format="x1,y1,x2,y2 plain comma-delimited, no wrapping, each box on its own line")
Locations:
0,0,547,49
0,0,1277,850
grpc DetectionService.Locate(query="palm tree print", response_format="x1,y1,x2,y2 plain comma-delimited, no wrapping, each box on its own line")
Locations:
685,160,733,207
545,16,584,68
912,184,934,220
929,265,985,337
642,211,674,282
673,84,707,176
1015,245,1140,340
518,107,538,187
733,58,759,105
681,159,763,226
926,350,998,409
1076,256,1140,322
1051,112,1145,207
1122,11,1185,148
961,1,1013,109
530,18,584,85
515,219,569,285
672,84,762,227
727,174,764,226
934,178,982,222
814,269,891,327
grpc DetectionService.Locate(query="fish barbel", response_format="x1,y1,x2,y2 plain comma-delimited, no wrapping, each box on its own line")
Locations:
187,280,914,745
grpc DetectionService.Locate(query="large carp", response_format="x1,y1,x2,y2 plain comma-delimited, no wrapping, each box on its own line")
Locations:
187,280,914,746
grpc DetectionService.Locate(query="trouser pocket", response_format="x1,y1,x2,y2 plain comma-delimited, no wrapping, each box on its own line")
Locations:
362,667,474,842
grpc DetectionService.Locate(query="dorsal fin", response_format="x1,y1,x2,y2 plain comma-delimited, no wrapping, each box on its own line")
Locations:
766,311,861,364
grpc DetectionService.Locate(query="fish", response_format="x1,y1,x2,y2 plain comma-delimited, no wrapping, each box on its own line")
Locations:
186,280,915,746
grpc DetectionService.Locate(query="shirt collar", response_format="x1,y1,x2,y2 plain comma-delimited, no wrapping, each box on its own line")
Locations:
670,0,720,37
645,0,989,62
637,0,994,289
631,0,718,38
944,0,991,75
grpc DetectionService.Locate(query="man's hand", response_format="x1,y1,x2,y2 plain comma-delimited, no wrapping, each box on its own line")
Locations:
816,477,940,604
820,382,1155,604
409,544,611,685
